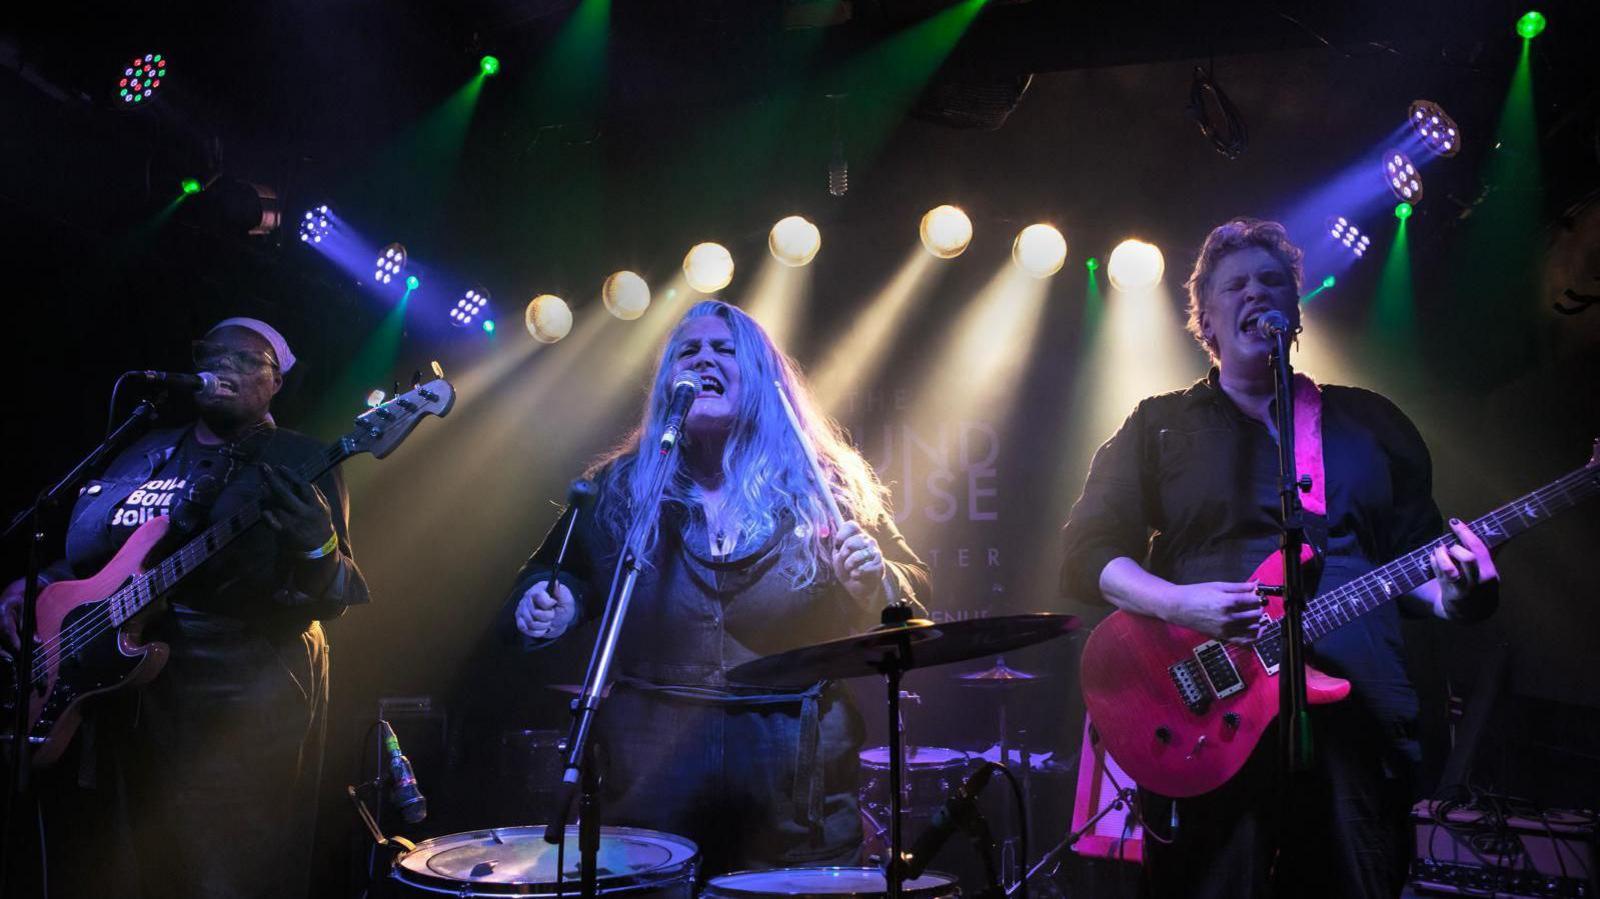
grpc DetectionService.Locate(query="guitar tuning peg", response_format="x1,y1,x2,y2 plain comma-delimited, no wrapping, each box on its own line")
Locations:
365,389,386,408
392,380,401,398
411,370,423,388
431,360,445,380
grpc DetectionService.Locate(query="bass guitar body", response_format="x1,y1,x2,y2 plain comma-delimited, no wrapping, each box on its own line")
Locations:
1079,546,1350,799
21,515,172,767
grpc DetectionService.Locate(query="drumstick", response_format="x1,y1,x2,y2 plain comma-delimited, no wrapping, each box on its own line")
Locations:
773,379,846,534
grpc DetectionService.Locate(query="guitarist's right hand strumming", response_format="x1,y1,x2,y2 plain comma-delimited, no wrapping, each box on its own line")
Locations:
1097,557,1266,643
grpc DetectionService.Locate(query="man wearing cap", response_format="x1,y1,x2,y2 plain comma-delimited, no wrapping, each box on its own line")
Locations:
1,318,369,898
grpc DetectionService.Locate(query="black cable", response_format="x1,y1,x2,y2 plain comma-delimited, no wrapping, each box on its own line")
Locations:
986,762,1028,899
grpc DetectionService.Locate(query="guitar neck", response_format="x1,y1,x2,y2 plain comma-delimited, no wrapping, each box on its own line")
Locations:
109,440,351,625
1302,462,1600,642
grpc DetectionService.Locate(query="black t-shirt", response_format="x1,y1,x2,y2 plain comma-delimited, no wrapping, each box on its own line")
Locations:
106,433,230,536
1060,371,1443,743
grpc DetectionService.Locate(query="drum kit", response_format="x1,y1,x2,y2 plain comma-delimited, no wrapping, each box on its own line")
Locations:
386,610,1082,899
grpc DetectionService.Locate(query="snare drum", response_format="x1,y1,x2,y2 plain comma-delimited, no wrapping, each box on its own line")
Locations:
392,826,698,897
858,746,972,812
703,867,959,899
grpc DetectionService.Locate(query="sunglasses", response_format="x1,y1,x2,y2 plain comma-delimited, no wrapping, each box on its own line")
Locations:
191,340,279,375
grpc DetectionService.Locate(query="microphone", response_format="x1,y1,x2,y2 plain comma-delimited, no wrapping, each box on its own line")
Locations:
1252,310,1292,340
128,370,222,398
903,762,996,879
378,720,428,824
658,370,704,455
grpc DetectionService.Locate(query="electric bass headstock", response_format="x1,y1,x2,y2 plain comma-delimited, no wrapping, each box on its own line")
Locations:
341,377,456,460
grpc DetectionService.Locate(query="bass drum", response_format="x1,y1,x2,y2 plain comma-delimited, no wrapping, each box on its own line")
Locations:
703,867,959,899
392,826,698,898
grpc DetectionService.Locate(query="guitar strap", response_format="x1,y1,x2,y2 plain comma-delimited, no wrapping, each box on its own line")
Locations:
1292,373,1327,517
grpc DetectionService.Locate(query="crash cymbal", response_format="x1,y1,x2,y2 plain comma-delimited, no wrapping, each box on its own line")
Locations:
727,613,1079,686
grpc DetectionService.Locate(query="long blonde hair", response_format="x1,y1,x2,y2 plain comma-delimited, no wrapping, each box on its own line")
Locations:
588,301,889,587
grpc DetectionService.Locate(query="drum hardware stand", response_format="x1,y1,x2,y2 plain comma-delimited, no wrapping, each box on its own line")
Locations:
2,395,160,890
1005,785,1139,897
876,601,930,899
346,782,417,855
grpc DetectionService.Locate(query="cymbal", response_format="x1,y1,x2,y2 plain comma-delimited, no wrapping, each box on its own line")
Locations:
956,656,1046,687
728,613,1079,686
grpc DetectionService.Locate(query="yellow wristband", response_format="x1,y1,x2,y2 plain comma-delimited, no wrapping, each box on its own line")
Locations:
301,531,339,560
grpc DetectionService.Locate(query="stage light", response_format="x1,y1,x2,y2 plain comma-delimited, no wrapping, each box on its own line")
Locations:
768,216,822,267
298,206,332,243
451,287,490,328
406,275,420,290
526,294,573,343
482,319,496,334
602,270,651,320
1106,239,1165,292
375,243,407,284
1382,150,1423,203
1012,224,1067,278
1408,101,1461,158
1395,202,1413,221
180,178,201,195
118,53,167,105
683,242,734,293
1326,216,1373,258
1323,275,1336,288
1516,10,1546,39
919,205,972,259
480,55,501,77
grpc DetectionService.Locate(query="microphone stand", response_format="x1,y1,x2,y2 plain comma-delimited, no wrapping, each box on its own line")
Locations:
1266,329,1314,785
544,450,678,899
2,397,160,888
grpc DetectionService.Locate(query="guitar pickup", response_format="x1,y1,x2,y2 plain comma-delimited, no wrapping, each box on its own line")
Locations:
1193,640,1244,699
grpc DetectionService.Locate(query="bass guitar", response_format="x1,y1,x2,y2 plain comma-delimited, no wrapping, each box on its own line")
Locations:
8,377,455,767
1080,440,1599,798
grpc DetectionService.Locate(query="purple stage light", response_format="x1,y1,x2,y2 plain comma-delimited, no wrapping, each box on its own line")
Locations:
1326,216,1373,259
298,206,332,244
375,243,407,284
1382,150,1423,203
1408,101,1460,158
450,288,490,327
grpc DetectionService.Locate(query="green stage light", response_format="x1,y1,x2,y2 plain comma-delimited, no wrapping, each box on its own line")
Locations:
1515,11,1545,39
482,319,496,334
405,275,420,290
1395,202,1413,220
1085,257,1100,271
480,55,500,77
181,178,201,195
1323,275,1336,289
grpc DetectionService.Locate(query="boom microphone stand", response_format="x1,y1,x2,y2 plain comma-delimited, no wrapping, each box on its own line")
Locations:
544,450,678,899
1264,317,1314,782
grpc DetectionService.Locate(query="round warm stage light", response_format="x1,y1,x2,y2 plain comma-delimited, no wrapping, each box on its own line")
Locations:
298,206,332,243
919,205,972,259
375,243,407,284
767,215,822,267
1106,239,1165,292
602,271,652,320
451,287,490,327
683,242,734,293
1326,216,1372,258
118,53,167,105
526,294,573,343
1382,150,1422,203
1408,101,1460,158
1012,224,1068,278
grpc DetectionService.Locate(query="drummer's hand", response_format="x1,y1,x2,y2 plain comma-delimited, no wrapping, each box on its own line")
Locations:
515,580,576,640
831,520,887,605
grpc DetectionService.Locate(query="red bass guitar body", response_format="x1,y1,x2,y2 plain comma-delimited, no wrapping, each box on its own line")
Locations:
1079,546,1348,799
23,516,173,767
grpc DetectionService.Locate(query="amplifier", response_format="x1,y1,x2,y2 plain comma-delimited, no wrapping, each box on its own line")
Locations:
1410,799,1596,898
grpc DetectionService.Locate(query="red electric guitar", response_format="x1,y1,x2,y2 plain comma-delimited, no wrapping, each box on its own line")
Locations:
6,378,455,767
1080,440,1599,798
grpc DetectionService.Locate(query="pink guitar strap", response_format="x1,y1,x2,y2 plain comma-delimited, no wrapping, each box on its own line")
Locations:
1292,373,1328,516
